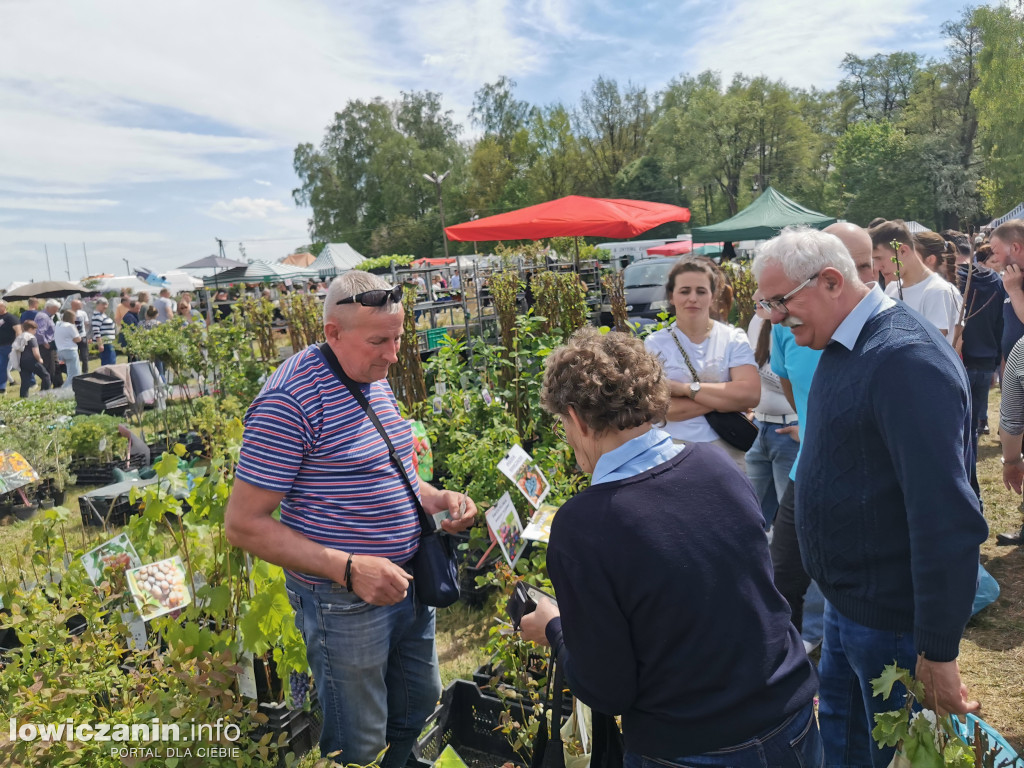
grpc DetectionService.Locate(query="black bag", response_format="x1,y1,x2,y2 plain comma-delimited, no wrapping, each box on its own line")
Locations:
704,410,758,452
531,653,624,768
318,343,461,608
669,329,758,452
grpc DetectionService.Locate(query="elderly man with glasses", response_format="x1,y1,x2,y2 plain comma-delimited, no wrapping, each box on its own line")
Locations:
225,271,477,768
753,226,987,768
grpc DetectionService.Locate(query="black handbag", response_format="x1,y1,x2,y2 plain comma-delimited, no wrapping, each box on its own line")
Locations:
319,344,461,608
531,652,624,768
669,329,758,452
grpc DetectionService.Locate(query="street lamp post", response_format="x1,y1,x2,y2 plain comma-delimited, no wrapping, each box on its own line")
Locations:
423,169,472,362
422,170,451,261
123,258,131,276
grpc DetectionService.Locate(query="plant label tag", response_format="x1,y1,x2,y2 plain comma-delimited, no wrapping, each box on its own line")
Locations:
463,394,472,412
237,652,258,699
98,437,107,453
436,381,447,396
497,444,551,509
485,492,527,568
432,396,443,414
481,387,492,405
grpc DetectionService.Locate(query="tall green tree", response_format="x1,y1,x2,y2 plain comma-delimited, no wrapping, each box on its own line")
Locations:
838,52,923,122
974,3,1024,215
525,104,583,202
466,77,535,216
292,91,466,256
573,77,654,196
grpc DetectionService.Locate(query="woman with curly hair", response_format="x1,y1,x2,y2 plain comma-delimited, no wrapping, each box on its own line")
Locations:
520,327,821,768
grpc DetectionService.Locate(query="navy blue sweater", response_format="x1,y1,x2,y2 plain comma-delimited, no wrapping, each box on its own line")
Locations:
543,444,817,758
956,264,1004,369
796,302,988,662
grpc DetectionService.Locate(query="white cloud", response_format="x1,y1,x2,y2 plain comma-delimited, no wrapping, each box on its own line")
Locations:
689,0,931,89
0,108,277,188
0,197,119,213
398,0,546,87
206,197,291,222
254,179,273,187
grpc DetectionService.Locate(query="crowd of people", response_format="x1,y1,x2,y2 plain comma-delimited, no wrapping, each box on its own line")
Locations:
0,286,229,397
6,222,1020,765
217,218,1024,768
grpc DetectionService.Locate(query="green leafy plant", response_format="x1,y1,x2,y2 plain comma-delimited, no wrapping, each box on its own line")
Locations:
871,664,975,767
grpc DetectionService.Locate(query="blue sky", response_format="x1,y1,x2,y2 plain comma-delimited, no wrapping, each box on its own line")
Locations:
0,0,977,284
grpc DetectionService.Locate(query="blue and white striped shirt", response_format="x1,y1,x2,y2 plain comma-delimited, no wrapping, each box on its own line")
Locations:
236,345,420,584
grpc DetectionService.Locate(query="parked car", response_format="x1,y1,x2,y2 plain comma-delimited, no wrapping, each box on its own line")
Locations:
599,257,677,327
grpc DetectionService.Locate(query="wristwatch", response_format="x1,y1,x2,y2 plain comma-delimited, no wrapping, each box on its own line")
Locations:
688,382,701,400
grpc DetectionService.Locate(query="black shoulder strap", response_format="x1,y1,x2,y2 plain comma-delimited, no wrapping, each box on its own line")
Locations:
318,343,431,531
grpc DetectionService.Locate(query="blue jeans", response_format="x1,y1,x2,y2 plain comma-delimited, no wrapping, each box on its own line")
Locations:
623,702,822,768
745,418,799,530
818,602,918,768
58,348,81,388
285,575,441,768
964,367,994,457
0,343,9,391
99,343,116,366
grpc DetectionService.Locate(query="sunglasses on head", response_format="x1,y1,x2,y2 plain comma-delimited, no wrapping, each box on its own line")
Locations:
335,285,404,307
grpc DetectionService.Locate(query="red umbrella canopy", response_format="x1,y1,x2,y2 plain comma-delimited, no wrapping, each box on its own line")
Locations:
444,196,691,242
646,240,694,256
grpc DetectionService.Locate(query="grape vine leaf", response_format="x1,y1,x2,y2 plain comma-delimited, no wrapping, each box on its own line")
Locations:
874,710,911,747
872,663,909,699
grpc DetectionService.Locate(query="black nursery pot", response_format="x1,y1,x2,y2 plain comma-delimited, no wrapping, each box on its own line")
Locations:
13,503,38,522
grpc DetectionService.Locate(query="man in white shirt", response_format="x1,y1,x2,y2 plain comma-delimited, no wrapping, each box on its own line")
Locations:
154,288,176,324
71,299,91,373
869,219,962,341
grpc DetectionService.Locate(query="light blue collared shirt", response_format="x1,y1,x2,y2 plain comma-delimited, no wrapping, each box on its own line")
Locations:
830,283,896,351
590,427,683,485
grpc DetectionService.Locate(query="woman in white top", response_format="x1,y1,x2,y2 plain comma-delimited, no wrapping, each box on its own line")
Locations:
870,221,963,342
645,257,759,470
54,309,83,388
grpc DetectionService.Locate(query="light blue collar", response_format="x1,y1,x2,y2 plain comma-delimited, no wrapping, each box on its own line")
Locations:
830,283,895,350
590,427,683,485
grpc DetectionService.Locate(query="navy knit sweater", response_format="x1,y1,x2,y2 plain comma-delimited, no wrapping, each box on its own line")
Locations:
543,444,817,759
795,302,988,662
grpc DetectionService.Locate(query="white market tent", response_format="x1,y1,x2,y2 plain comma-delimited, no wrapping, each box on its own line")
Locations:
91,272,201,295
201,261,318,289
3,280,29,295
311,243,365,278
990,202,1024,228
904,221,931,234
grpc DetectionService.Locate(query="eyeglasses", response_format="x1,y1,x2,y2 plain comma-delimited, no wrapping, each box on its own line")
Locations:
553,417,568,442
756,273,820,314
335,285,404,307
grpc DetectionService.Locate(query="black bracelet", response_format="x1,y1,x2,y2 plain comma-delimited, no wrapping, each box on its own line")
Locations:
345,553,354,593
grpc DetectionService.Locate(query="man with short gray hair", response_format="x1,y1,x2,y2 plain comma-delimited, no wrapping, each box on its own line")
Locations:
753,225,987,767
37,299,61,386
226,271,477,768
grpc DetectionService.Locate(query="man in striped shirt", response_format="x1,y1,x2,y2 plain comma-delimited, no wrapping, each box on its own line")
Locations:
91,297,116,365
226,271,477,768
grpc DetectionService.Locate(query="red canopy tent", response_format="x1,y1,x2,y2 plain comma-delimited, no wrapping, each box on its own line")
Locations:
444,196,691,241
411,257,456,267
646,240,693,256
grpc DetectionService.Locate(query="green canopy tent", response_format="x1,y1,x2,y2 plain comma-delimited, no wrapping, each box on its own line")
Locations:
692,187,836,243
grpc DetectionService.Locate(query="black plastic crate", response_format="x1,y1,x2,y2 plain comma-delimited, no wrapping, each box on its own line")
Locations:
253,688,322,768
79,491,144,528
415,680,535,767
